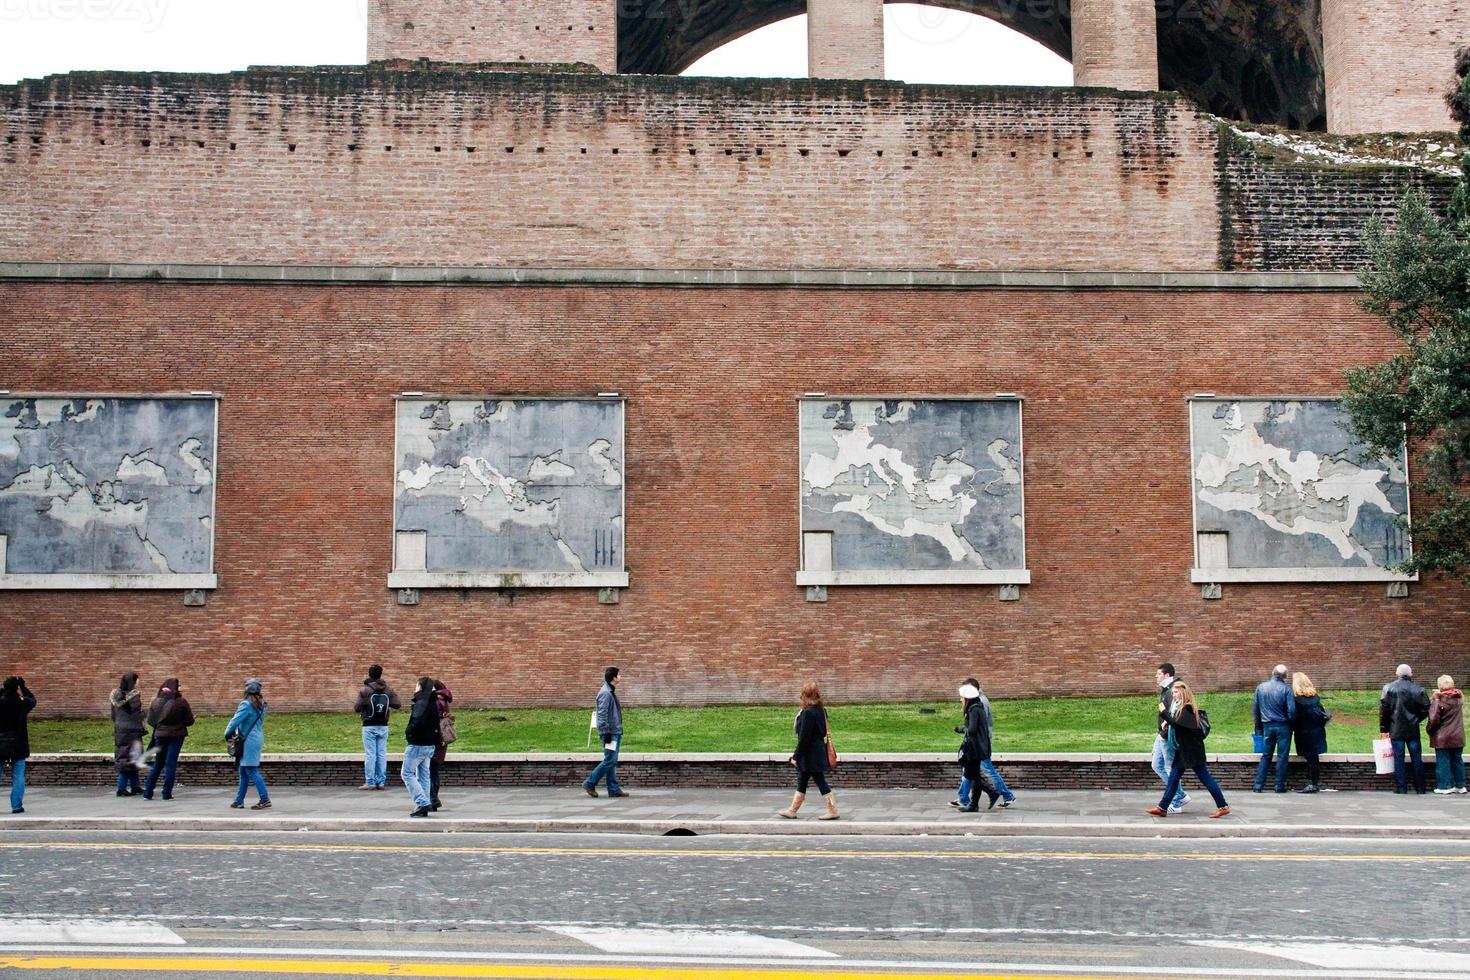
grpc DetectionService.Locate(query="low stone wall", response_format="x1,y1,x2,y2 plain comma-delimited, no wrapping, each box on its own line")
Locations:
24,752,1400,792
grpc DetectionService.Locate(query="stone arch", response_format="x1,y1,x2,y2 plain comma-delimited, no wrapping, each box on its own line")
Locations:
617,0,1326,130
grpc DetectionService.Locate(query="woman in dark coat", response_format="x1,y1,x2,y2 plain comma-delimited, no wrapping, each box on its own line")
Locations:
1147,682,1230,819
956,683,1000,812
429,680,453,811
777,682,838,820
1291,672,1331,794
1429,675,1465,794
143,678,195,801
0,676,36,814
110,672,146,796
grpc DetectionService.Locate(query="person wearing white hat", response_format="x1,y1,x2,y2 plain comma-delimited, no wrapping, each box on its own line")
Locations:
955,680,1000,812
950,678,1012,809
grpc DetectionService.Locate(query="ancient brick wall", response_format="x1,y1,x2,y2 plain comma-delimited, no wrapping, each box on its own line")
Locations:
1322,0,1468,135
806,0,884,80
3,281,1466,717
367,0,617,70
1069,0,1157,91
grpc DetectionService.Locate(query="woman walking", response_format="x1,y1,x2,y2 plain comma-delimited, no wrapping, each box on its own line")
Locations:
1429,675,1466,795
1146,682,1230,819
777,682,838,820
143,678,195,801
110,672,146,797
1291,672,1331,794
0,677,36,814
225,678,270,810
429,679,453,812
956,683,1000,812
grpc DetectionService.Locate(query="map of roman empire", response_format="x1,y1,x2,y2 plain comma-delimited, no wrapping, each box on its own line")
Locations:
1190,399,1409,570
0,396,217,577
800,399,1025,572
395,399,624,575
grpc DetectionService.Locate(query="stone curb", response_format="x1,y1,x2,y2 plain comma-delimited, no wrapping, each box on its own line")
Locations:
26,752,1382,764
2,816,1461,839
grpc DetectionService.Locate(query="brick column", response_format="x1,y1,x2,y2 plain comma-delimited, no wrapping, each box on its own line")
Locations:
807,0,884,80
1070,0,1158,91
367,0,618,71
1323,0,1466,134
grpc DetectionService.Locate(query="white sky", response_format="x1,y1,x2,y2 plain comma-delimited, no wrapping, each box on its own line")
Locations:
0,0,1069,86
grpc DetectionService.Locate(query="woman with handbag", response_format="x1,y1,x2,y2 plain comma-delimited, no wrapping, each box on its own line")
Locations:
143,678,194,801
956,683,1001,812
1147,682,1230,819
0,676,36,814
109,672,146,797
777,682,838,820
225,678,270,810
1292,672,1331,794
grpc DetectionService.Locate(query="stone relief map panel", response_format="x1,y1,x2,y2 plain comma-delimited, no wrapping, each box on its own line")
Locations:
1189,397,1412,583
797,397,1029,586
0,394,219,589
389,396,628,589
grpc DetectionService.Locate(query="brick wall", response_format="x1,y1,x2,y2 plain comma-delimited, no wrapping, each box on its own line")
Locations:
806,0,884,80
3,281,1468,716
1323,0,1468,134
367,0,618,70
1070,0,1158,91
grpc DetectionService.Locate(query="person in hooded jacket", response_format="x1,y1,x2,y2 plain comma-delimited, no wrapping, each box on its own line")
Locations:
955,683,1001,813
1147,681,1230,819
353,664,401,791
777,682,839,820
225,678,271,810
0,677,36,814
109,672,146,796
402,677,439,818
429,679,453,811
143,678,195,801
1429,675,1466,795
1291,672,1331,794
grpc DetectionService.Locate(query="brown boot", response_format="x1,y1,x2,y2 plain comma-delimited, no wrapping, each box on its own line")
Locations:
817,792,839,820
777,792,805,819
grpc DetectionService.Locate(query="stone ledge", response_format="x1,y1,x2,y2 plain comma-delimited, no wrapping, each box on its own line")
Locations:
0,263,1363,292
26,751,1383,763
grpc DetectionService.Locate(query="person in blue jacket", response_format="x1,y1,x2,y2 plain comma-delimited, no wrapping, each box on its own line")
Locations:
225,678,271,810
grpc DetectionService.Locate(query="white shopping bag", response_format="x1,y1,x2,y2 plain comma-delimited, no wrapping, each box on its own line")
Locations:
1373,737,1395,775
586,710,599,748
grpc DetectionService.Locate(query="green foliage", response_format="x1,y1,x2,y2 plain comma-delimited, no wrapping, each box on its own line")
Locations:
1343,49,1470,581
30,690,1387,755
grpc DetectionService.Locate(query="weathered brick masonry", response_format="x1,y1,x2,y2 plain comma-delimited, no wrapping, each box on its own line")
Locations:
0,68,1454,273
3,282,1468,715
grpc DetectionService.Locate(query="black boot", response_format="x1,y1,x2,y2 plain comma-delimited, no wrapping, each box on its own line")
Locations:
961,800,980,812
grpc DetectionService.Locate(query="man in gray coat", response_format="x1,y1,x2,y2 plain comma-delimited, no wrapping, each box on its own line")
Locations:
582,666,628,798
1381,663,1431,795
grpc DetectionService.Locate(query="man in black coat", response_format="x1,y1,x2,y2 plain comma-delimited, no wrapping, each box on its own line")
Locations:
0,676,36,814
1380,663,1431,794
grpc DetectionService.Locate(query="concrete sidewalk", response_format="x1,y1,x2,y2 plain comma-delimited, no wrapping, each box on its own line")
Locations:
7,784,1470,838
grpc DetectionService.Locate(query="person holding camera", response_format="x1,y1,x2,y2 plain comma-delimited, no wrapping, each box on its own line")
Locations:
0,677,36,814
225,678,270,810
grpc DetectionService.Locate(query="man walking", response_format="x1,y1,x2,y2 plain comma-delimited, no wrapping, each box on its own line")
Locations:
952,680,1014,809
354,665,400,790
1253,664,1296,793
401,677,439,817
583,667,628,798
1152,663,1188,812
1381,663,1431,795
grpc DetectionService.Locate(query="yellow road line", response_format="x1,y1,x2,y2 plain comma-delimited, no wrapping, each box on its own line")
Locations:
0,955,1143,980
0,840,1463,863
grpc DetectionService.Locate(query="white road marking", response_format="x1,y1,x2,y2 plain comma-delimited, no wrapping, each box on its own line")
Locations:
546,925,838,958
1194,941,1470,972
0,918,184,945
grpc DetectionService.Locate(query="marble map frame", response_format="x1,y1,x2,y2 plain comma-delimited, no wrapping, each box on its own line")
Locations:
386,395,629,590
796,395,1031,588
0,392,220,590
1187,395,1415,584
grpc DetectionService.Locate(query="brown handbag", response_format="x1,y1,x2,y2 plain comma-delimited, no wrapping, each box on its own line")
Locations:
824,709,838,770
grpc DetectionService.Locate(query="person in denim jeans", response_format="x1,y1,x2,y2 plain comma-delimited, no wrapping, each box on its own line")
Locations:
353,665,400,790
1381,664,1431,795
950,679,1012,809
1151,663,1188,811
143,678,194,801
0,677,35,814
583,667,627,798
401,677,439,817
225,679,271,810
1252,665,1296,793
1428,676,1465,795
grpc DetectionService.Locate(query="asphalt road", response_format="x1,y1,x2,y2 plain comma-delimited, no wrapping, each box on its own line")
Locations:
2,831,1469,978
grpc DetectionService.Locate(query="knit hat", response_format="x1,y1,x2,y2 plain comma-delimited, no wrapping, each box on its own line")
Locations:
957,684,980,699
243,678,263,696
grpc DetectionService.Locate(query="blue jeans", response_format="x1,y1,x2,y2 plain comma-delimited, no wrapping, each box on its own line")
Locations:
144,736,185,799
1153,734,1185,807
959,761,1014,805
1436,747,1465,791
234,765,269,805
4,759,23,811
116,765,142,794
401,744,434,808
1159,759,1228,811
1393,738,1427,793
1254,722,1292,792
584,740,621,794
362,726,388,787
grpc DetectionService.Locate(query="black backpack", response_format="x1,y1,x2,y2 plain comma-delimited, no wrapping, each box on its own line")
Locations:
363,690,391,726
1197,708,1212,740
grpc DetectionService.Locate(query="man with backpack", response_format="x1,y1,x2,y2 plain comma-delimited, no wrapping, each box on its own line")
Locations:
353,665,400,790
